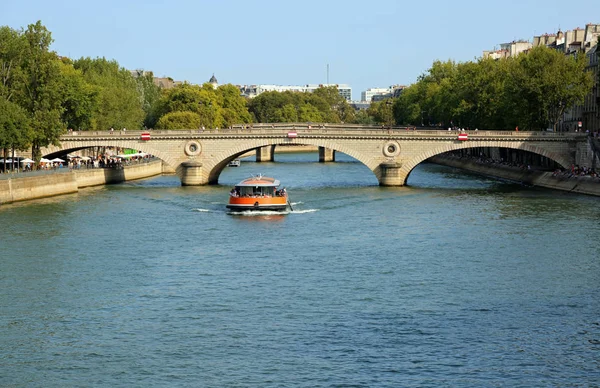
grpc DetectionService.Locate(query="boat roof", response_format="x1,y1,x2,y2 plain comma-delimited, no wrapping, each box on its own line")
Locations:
235,175,281,187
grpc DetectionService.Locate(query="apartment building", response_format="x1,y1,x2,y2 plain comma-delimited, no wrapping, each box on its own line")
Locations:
483,40,532,59
239,84,352,101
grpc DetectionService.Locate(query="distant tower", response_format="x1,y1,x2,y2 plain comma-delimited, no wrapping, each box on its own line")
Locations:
209,74,218,89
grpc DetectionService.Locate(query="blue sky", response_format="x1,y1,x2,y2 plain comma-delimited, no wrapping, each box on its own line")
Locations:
1,0,597,100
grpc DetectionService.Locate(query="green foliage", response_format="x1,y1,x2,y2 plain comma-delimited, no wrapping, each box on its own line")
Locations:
215,84,252,126
19,21,65,160
156,111,202,129
134,70,162,128
506,46,592,130
247,86,350,124
73,57,145,130
394,48,593,130
352,110,376,125
0,97,31,150
367,99,395,125
151,82,251,129
0,25,26,102
58,60,98,130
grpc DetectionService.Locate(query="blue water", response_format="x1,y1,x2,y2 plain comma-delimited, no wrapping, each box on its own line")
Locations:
1,152,599,387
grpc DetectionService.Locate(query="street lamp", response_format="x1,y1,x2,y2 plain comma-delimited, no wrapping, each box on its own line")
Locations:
385,100,394,127
421,111,426,127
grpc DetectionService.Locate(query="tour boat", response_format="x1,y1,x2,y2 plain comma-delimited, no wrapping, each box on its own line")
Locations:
227,175,290,212
227,159,241,167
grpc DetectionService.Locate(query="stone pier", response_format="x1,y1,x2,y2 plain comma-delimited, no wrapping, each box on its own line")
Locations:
179,160,205,186
256,145,275,162
319,146,335,162
378,162,404,186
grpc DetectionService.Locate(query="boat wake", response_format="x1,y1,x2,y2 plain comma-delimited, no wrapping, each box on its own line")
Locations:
193,207,319,215
290,208,318,214
226,208,319,216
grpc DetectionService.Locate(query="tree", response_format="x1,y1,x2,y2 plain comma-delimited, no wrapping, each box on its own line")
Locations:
351,109,376,125
367,99,395,125
133,70,162,129
0,97,31,172
216,84,252,126
0,25,26,103
156,111,202,129
393,84,423,125
506,46,592,130
19,21,65,163
73,57,145,130
153,83,224,128
58,59,98,130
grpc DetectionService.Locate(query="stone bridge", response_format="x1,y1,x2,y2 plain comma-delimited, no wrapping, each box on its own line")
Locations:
42,123,591,186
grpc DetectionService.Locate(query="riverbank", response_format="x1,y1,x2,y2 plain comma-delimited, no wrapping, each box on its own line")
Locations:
0,159,163,205
429,155,600,197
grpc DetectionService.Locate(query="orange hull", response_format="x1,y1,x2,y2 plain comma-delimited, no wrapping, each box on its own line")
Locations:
227,196,288,211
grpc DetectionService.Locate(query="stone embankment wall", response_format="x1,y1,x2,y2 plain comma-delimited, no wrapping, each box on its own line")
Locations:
0,160,163,205
429,155,600,197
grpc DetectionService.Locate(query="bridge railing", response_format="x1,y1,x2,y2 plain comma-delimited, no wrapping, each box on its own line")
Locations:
59,126,588,139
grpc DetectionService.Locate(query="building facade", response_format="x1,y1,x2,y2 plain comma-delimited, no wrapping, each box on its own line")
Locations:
239,83,352,101
361,87,393,102
361,85,405,102
483,40,532,59
583,42,599,133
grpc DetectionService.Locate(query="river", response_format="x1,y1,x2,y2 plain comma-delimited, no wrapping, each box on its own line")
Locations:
1,152,599,387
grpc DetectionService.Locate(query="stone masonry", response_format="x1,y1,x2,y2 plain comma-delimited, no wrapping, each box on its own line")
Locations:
42,124,589,186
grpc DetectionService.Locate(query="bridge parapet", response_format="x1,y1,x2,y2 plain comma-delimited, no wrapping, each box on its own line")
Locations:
60,128,587,141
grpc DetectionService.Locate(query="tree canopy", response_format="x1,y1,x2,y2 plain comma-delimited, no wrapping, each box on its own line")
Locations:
393,46,593,130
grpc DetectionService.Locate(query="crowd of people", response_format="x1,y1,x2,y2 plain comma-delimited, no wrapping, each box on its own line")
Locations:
552,164,599,178
444,151,599,180
0,152,154,175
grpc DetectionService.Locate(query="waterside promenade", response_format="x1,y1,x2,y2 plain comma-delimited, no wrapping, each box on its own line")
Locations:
0,159,163,205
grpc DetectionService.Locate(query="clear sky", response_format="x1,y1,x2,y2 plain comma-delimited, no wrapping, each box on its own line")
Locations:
1,0,597,100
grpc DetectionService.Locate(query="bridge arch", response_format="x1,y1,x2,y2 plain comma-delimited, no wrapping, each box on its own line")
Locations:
42,140,180,170
399,141,571,185
204,138,379,184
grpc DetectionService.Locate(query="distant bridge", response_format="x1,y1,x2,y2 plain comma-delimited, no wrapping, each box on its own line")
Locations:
42,123,592,186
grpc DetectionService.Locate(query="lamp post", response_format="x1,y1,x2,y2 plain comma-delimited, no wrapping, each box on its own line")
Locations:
385,100,394,128
421,111,426,127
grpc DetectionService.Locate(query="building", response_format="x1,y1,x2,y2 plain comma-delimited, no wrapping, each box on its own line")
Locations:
483,40,531,59
362,87,392,102
361,85,406,102
239,83,352,101
208,74,218,89
370,85,406,102
584,41,599,133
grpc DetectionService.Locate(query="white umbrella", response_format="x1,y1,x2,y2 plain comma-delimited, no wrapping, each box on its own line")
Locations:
20,158,34,163
80,156,91,161
40,158,51,163
51,158,65,163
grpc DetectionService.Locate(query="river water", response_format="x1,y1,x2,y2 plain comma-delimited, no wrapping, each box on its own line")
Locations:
1,152,599,387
